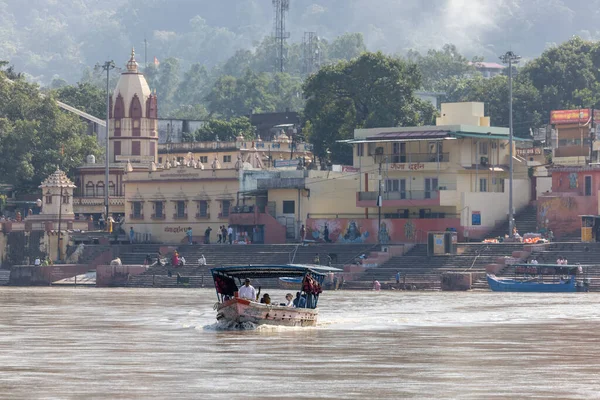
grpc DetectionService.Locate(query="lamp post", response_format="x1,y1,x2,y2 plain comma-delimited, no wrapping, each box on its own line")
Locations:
500,51,521,238
373,148,385,244
99,60,115,222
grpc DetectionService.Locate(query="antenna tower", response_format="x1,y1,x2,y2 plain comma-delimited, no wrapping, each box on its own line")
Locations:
272,0,290,72
302,32,319,75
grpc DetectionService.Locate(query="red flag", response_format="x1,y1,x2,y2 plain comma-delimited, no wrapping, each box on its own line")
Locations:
154,56,160,66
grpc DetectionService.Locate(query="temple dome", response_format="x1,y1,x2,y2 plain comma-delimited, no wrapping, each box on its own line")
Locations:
39,169,76,189
112,48,152,117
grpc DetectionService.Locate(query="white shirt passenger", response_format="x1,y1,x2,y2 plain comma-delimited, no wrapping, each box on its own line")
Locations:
34,258,41,266
238,284,256,300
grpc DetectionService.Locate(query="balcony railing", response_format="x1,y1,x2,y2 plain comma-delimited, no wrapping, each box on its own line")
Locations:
358,188,455,201
307,212,460,219
381,153,450,163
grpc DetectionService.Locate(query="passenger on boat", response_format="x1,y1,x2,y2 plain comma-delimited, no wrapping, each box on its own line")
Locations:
556,256,564,265
283,293,294,307
293,292,307,308
313,254,320,265
260,294,271,304
239,278,257,300
530,258,538,265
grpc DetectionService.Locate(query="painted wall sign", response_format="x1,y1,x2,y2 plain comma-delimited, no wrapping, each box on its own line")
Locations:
274,159,300,168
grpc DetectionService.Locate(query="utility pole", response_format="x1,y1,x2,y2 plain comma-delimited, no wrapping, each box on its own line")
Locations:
500,51,521,238
144,38,148,69
99,61,115,222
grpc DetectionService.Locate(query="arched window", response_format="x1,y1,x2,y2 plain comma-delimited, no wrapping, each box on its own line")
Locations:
146,94,158,119
108,181,116,196
85,182,95,197
130,94,142,137
96,181,105,197
113,94,125,137
45,190,52,204
63,194,70,204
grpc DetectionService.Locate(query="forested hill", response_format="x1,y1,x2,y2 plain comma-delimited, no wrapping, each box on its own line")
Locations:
2,0,600,83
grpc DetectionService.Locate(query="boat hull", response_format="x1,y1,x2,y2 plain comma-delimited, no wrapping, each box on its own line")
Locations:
487,274,577,293
216,297,318,327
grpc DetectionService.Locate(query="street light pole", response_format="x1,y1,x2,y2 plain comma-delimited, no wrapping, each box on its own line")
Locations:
373,148,385,244
100,61,115,223
500,51,521,238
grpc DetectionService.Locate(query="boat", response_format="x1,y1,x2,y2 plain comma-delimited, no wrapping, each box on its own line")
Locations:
211,264,341,327
487,263,589,293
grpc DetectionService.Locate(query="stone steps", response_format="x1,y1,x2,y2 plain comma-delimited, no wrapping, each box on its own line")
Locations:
0,270,10,286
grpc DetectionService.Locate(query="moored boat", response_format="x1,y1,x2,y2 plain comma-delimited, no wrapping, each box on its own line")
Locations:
211,264,340,327
487,264,589,293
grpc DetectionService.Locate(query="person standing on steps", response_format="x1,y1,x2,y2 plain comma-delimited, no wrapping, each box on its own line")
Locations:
129,227,135,244
217,226,223,244
227,225,233,244
221,226,227,244
299,224,306,243
204,226,212,244
187,227,194,245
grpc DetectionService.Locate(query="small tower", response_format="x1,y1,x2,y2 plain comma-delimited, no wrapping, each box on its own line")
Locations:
109,48,158,164
38,169,76,220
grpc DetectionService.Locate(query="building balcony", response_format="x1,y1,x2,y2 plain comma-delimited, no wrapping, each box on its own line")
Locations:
357,186,458,208
195,212,210,219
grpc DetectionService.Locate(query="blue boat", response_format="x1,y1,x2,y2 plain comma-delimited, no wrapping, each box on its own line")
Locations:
487,263,589,293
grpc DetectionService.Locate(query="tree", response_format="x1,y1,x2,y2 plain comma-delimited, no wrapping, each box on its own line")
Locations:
53,82,106,119
190,117,255,142
407,44,477,91
303,52,434,164
0,69,102,194
326,33,367,61
520,37,600,119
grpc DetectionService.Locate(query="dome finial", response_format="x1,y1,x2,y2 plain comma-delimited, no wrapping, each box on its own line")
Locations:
126,47,138,73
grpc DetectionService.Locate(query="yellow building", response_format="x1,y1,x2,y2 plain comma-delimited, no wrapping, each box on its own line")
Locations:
302,102,531,243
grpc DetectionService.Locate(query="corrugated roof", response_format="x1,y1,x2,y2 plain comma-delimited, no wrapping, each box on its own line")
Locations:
366,130,451,140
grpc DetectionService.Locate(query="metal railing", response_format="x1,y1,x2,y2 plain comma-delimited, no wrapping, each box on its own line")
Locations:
307,213,460,220
381,152,450,163
359,190,450,201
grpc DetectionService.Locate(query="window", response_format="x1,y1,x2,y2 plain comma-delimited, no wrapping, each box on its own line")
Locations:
223,155,232,163
356,143,364,157
85,182,95,197
154,201,164,218
115,120,121,129
199,200,208,217
222,200,231,217
132,202,142,218
425,178,438,199
96,182,105,197
479,142,488,155
480,178,488,192
132,141,141,156
385,179,406,199
283,200,295,214
158,157,163,164
176,201,186,219
585,176,592,196
108,181,116,196
200,156,208,163
62,194,69,204
114,141,121,157
150,141,155,156
45,194,52,204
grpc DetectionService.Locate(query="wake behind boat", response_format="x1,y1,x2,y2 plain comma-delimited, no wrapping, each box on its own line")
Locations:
487,263,590,293
211,264,341,327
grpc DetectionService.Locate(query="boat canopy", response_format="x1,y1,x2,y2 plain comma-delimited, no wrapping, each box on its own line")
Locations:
210,264,341,280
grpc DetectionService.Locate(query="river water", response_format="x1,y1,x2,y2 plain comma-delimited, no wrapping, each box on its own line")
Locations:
1,288,600,399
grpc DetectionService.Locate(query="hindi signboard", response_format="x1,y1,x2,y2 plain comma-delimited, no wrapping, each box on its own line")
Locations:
550,109,590,125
